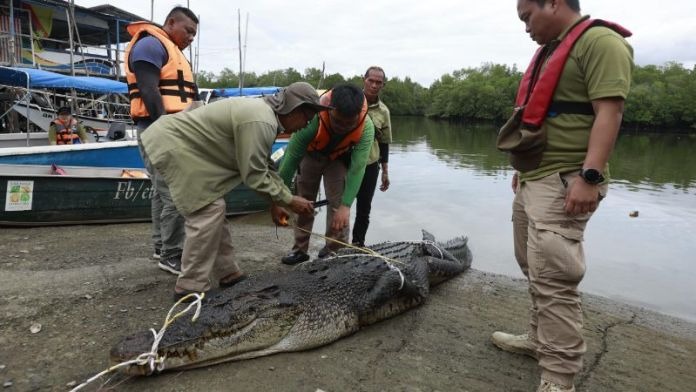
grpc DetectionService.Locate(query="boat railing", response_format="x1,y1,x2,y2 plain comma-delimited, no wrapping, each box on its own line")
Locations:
12,87,132,121
0,5,121,77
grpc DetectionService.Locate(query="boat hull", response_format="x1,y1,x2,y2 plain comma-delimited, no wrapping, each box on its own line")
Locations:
0,139,288,168
0,164,271,226
0,141,144,167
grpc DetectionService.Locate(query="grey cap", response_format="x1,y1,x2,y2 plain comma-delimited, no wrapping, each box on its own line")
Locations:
264,82,333,115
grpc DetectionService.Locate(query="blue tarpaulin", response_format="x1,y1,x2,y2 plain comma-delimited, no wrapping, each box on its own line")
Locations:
211,86,280,97
0,66,128,94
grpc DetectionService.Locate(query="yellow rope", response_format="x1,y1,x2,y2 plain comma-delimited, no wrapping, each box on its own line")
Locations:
281,219,407,267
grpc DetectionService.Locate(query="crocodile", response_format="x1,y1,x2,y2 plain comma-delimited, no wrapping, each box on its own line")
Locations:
110,230,472,375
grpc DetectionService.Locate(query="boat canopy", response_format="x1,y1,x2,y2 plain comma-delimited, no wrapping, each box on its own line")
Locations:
0,66,127,94
211,86,280,97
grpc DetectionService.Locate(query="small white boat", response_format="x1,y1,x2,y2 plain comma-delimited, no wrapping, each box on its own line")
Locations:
1,66,135,147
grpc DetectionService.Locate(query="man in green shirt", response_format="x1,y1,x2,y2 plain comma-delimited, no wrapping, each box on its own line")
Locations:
141,82,330,301
491,1,633,391
276,84,375,265
352,66,392,247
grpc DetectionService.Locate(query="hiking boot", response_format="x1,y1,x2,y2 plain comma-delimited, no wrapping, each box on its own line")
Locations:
158,256,182,276
317,246,335,259
152,248,161,260
281,250,309,265
491,331,538,359
538,379,575,392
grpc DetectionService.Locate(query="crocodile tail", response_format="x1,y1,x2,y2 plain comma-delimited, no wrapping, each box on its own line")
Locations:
421,229,472,268
442,236,473,269
421,229,436,242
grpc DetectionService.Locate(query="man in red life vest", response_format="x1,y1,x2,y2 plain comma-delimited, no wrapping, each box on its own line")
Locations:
48,106,89,145
492,1,633,391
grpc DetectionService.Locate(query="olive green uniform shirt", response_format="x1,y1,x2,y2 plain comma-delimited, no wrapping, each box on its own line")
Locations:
366,99,392,165
141,98,293,215
520,16,634,182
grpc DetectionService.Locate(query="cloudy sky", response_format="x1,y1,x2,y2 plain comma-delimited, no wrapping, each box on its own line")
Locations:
75,0,696,86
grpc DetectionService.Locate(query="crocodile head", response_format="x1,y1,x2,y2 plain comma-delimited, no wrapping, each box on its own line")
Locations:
110,284,303,375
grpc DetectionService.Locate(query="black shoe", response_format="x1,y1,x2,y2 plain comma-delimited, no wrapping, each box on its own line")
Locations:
317,247,335,259
158,256,181,276
281,250,309,265
152,248,161,260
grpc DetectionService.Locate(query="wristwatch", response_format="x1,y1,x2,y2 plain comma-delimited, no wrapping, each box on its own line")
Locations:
580,168,605,185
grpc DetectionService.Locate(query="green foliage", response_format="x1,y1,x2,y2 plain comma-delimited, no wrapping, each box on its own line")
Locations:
196,62,696,132
623,62,696,130
426,63,521,122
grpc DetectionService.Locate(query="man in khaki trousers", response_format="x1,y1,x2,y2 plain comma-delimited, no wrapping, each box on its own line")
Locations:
141,82,332,301
492,1,633,391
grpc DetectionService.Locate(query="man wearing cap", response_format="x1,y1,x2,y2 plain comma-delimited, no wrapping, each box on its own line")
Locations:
275,83,375,265
141,82,330,301
48,106,90,145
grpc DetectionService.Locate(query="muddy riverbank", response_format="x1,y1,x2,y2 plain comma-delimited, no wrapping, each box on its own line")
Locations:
1,212,694,391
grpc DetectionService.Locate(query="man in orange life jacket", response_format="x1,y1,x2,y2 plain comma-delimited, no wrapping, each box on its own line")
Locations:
274,84,375,265
125,6,199,275
48,106,89,145
492,1,633,391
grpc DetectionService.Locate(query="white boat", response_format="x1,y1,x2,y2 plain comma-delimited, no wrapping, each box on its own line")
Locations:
1,66,135,146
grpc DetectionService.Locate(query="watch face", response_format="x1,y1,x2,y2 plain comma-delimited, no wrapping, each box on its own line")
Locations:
583,169,602,183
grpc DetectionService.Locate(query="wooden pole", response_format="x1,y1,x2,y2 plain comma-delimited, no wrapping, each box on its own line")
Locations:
237,9,242,95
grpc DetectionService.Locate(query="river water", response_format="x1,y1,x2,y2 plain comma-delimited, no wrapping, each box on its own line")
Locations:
313,117,696,322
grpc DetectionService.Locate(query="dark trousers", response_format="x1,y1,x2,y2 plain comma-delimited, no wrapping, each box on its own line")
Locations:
352,162,380,246
137,122,184,259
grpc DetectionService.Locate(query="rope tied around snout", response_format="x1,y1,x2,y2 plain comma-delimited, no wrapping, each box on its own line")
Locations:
70,293,205,391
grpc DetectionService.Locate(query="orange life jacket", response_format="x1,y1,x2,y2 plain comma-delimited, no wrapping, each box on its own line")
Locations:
124,22,197,121
307,91,368,160
52,118,81,145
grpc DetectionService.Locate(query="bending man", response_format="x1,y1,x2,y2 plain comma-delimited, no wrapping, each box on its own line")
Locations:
141,82,327,300
277,84,374,265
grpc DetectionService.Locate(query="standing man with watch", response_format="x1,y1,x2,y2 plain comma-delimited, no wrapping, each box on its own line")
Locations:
492,1,633,391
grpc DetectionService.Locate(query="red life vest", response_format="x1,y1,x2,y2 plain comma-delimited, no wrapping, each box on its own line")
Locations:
516,18,632,129
124,22,198,121
53,118,81,145
307,91,368,160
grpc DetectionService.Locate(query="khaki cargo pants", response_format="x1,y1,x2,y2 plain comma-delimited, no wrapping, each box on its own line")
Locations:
176,198,241,292
512,171,607,387
292,154,349,253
